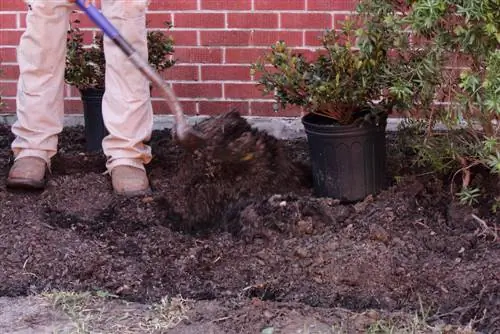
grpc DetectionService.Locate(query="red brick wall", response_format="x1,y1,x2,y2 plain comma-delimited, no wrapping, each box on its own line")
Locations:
0,0,355,117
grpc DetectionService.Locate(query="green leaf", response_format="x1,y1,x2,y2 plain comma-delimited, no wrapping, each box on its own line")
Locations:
486,152,500,174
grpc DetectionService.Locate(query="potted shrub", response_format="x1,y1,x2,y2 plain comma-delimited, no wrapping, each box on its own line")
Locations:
251,14,419,202
65,19,176,152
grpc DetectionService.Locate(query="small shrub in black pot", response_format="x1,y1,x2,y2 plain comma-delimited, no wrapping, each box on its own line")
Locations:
252,8,428,202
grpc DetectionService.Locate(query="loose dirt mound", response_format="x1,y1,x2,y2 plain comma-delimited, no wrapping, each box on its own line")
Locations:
0,117,499,333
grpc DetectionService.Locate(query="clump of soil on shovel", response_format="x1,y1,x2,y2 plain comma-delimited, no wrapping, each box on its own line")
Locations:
154,110,311,232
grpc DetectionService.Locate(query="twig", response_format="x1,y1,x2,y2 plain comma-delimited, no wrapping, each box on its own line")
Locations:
414,220,430,229
427,305,475,322
41,222,55,230
471,214,498,241
23,257,30,270
450,160,481,196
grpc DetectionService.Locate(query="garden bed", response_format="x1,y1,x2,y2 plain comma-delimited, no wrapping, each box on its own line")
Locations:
0,115,498,333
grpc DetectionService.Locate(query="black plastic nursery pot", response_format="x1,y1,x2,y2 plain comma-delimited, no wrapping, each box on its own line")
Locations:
80,88,108,152
302,112,387,202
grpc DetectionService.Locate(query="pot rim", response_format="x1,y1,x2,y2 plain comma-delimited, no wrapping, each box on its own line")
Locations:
301,112,387,133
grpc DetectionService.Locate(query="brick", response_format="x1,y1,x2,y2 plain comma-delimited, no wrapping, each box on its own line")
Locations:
0,30,23,46
174,47,223,64
0,81,17,97
0,1,27,11
201,65,251,81
333,14,355,27
19,13,27,28
64,100,83,114
151,100,197,115
67,86,80,98
307,0,355,11
0,47,17,62
254,0,305,10
0,14,16,30
251,65,280,82
148,0,198,11
200,30,251,46
251,31,303,46
0,64,19,80
201,0,252,10
224,83,262,99
168,30,197,46
225,48,268,64
281,13,332,29
172,83,222,98
146,13,174,28
305,30,326,46
198,101,249,115
227,13,278,29
164,65,199,81
251,66,265,82
174,13,225,28
250,101,303,117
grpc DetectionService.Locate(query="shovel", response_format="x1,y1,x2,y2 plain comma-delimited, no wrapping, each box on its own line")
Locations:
74,0,205,150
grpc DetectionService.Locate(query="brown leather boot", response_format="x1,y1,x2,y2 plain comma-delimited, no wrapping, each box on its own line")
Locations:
6,156,47,190
111,165,151,196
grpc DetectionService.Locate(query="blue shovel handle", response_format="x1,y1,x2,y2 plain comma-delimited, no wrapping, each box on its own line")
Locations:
75,0,135,56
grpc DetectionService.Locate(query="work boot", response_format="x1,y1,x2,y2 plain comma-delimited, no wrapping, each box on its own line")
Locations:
6,156,47,190
111,165,151,196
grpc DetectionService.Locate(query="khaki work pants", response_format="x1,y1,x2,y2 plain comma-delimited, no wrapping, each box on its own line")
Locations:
11,0,153,172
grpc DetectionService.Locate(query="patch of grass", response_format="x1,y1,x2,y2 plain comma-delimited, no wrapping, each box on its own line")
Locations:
140,295,192,332
366,309,478,334
327,305,480,334
42,291,192,334
367,318,476,334
43,291,97,334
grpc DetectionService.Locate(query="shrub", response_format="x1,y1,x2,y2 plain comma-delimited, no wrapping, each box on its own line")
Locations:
65,21,106,90
251,2,437,127
356,0,499,206
65,19,176,91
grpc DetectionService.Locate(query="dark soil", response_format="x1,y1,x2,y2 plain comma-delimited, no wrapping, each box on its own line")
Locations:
0,113,499,333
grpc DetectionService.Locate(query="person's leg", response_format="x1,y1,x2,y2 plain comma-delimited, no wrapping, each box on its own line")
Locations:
7,0,72,189
101,0,153,196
